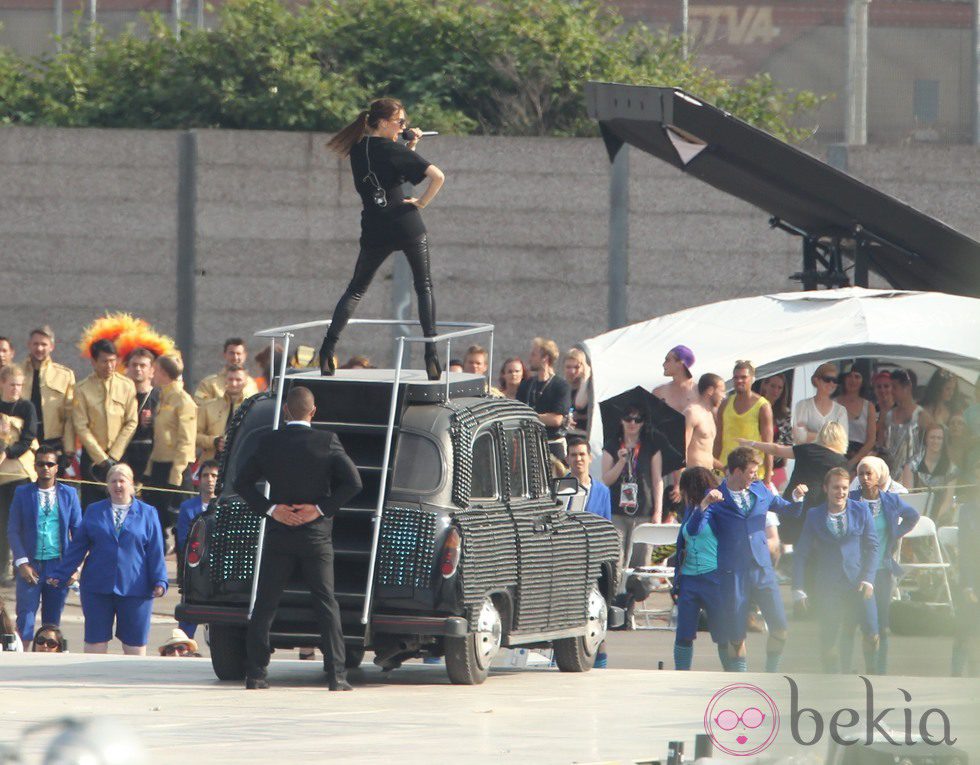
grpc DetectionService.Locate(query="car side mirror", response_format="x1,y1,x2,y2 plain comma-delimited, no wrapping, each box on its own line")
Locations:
551,476,579,497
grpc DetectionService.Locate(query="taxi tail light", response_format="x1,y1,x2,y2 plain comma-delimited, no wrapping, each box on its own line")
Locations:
186,519,206,568
440,528,461,578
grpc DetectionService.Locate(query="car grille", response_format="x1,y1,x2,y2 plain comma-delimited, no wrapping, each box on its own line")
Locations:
377,505,437,589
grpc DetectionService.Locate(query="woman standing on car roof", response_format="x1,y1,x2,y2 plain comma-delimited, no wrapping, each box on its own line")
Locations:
319,98,446,381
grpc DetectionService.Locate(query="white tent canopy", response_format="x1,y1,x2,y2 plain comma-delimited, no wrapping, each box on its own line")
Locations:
583,288,980,455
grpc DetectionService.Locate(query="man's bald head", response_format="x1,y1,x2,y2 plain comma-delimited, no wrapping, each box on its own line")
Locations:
285,386,316,421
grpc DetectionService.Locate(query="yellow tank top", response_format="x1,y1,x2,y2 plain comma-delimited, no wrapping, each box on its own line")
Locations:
720,394,766,478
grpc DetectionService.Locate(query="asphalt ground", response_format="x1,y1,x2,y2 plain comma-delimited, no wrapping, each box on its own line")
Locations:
3,558,978,764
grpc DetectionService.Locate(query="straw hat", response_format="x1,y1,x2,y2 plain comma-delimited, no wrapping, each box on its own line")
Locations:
158,628,198,655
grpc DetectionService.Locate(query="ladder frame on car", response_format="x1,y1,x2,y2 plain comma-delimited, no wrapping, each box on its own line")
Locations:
250,318,495,643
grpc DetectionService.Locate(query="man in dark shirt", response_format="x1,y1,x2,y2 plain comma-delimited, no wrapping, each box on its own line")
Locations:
122,348,160,482
517,337,571,461
233,386,362,690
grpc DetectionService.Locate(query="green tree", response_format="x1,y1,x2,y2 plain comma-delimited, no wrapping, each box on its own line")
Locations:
0,0,825,141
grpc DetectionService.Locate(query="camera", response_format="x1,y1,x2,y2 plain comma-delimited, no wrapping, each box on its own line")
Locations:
372,187,387,208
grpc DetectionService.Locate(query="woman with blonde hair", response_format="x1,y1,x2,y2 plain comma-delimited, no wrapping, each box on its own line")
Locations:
563,348,591,436
739,421,849,544
844,455,919,673
792,362,849,444
46,463,167,656
318,98,446,380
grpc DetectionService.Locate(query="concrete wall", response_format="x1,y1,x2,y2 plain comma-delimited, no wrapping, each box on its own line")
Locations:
0,127,977,385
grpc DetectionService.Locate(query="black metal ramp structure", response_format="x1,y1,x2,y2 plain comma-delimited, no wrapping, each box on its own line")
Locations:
585,82,980,296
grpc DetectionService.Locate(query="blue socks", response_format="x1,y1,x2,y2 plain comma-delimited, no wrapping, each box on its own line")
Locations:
673,643,693,671
765,652,781,672
717,645,731,671
730,656,748,672
594,652,608,669
875,634,888,675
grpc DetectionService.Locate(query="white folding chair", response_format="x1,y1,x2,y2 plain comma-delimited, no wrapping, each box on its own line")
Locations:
902,491,932,518
894,515,953,606
937,525,958,568
625,522,680,630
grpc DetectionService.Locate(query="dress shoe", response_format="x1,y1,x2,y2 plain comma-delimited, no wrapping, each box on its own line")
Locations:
318,336,337,376
245,677,270,690
328,677,353,692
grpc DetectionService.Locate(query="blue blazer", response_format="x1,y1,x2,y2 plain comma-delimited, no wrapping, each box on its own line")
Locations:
176,496,206,551
703,480,801,574
848,489,920,577
794,499,880,592
48,498,168,598
6,482,83,565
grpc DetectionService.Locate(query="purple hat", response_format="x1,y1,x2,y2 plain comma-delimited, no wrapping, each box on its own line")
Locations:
670,345,695,369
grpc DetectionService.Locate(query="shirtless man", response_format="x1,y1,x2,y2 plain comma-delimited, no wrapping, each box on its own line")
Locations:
652,345,698,413
654,345,699,509
685,373,725,470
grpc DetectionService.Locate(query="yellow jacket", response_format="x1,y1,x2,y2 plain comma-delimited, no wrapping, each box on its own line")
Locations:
21,357,75,448
148,381,198,485
72,372,138,464
0,408,38,486
194,371,258,404
196,393,243,462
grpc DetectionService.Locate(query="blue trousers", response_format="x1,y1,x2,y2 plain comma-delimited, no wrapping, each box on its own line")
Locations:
723,565,787,642
80,590,154,646
15,559,70,643
675,570,729,644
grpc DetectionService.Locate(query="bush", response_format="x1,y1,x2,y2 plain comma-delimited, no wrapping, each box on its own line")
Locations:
0,0,825,141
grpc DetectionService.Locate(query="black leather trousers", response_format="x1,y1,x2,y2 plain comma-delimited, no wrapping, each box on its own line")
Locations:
327,235,437,344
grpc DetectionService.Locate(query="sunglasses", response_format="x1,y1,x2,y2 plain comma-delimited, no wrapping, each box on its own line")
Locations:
714,707,765,730
34,637,60,649
622,416,645,423
819,376,838,384
392,118,407,126
164,644,192,656
35,461,58,468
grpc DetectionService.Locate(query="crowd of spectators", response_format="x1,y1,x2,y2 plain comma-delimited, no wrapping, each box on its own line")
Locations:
2,321,978,674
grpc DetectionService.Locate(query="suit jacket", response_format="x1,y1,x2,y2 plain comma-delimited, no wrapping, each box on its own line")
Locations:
233,423,362,528
794,499,879,593
21,357,75,447
848,488,920,577
195,394,242,462
146,381,197,485
176,496,205,550
72,372,138,463
47,498,168,597
704,480,801,574
7,482,83,565
194,371,259,404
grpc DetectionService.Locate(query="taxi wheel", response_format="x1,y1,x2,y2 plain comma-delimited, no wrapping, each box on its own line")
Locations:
445,598,502,685
554,584,607,673
208,625,247,681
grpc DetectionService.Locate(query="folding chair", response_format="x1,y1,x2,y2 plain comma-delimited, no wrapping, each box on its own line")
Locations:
626,522,680,630
902,490,932,518
937,525,958,568
895,515,953,606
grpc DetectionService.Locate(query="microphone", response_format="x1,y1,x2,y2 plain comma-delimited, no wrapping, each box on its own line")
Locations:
401,129,439,140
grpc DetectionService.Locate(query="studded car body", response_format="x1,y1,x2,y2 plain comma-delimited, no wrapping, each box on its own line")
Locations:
177,372,621,676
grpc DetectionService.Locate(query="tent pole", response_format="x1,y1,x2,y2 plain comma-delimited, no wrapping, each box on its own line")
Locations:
802,238,819,291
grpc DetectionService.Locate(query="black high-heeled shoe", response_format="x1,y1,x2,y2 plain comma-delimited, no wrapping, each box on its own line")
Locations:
424,347,442,381
318,336,336,376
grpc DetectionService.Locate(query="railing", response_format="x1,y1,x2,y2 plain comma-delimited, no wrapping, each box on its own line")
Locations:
248,318,495,633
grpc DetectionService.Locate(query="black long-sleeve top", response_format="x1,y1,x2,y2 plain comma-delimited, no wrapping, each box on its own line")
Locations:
0,398,38,459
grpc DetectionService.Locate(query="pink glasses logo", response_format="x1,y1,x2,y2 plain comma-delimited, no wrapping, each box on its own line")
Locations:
704,683,780,757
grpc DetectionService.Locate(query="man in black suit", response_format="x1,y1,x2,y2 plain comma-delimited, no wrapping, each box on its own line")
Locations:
234,385,362,690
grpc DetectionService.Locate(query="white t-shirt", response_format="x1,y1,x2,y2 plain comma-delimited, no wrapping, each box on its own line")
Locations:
793,397,849,442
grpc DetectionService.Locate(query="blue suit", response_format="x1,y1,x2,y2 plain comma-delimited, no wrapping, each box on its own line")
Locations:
794,499,880,671
6,482,83,641
48,498,168,646
176,496,205,551
844,490,919,673
704,480,802,641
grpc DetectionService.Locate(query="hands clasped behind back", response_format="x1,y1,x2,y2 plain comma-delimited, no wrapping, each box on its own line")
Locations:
270,504,321,526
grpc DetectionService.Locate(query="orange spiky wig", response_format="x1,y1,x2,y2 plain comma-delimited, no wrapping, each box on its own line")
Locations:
77,312,176,360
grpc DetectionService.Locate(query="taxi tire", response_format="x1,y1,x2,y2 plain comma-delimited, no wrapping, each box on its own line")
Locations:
445,598,502,685
209,625,247,681
553,635,592,672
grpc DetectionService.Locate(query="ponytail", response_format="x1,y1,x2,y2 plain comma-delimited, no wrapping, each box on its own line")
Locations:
326,98,405,158
326,110,369,157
